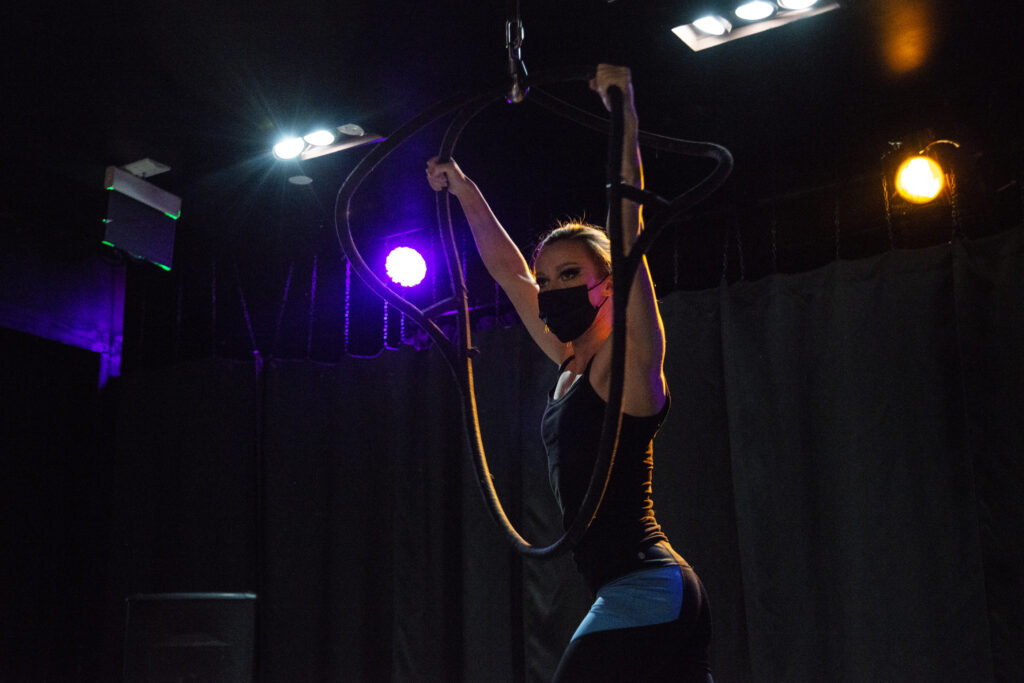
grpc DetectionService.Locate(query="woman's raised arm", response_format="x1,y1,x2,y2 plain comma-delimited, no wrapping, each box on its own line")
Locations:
426,157,569,364
590,65,667,415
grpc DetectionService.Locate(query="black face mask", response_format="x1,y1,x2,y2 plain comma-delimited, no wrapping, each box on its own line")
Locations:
537,278,608,343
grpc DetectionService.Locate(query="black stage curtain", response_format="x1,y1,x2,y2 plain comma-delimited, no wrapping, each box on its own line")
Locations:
108,228,1022,682
1,329,107,682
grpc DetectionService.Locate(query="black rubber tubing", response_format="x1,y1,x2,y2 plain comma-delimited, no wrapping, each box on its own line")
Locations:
333,66,732,558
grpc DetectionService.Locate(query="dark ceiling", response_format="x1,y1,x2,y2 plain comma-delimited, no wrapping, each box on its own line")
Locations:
3,0,1022,356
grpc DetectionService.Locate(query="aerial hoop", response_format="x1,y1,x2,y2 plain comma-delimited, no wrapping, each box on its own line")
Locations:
334,66,733,558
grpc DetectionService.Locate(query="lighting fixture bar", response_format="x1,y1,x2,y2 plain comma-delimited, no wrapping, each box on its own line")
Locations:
273,124,385,161
672,1,841,51
299,127,385,161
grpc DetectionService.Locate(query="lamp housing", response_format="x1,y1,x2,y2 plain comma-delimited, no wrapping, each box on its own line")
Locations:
672,0,840,51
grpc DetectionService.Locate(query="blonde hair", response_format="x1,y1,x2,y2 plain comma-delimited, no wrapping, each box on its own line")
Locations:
531,221,611,277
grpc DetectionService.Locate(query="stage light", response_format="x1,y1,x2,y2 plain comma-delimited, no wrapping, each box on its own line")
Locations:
778,0,819,9
271,124,384,162
887,139,960,205
692,15,731,36
385,247,427,287
103,164,181,270
735,1,776,21
894,156,944,204
303,129,336,146
272,137,305,160
673,1,839,51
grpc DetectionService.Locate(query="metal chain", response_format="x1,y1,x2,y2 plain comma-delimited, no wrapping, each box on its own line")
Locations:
881,173,895,249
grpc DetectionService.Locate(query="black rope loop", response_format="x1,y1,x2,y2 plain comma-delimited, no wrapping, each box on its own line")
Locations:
334,66,732,557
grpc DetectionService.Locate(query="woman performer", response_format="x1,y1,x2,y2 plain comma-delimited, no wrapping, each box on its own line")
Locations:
426,64,713,682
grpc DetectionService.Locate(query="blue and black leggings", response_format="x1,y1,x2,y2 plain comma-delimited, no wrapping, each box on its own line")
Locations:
552,554,713,683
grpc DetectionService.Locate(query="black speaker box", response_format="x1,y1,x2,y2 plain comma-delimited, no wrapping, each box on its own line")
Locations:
123,592,256,683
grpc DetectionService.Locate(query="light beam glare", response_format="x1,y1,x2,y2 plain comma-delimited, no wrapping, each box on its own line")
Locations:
895,156,945,203
385,247,427,287
272,137,305,160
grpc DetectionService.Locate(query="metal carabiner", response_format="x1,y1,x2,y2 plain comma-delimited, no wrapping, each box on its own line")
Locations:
505,18,528,103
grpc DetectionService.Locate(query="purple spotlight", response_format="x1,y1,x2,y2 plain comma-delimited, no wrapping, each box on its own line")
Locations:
385,246,427,287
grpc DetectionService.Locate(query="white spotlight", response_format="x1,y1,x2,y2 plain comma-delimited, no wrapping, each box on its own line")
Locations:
735,1,776,21
303,129,336,146
692,15,731,36
272,137,306,160
778,0,819,9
